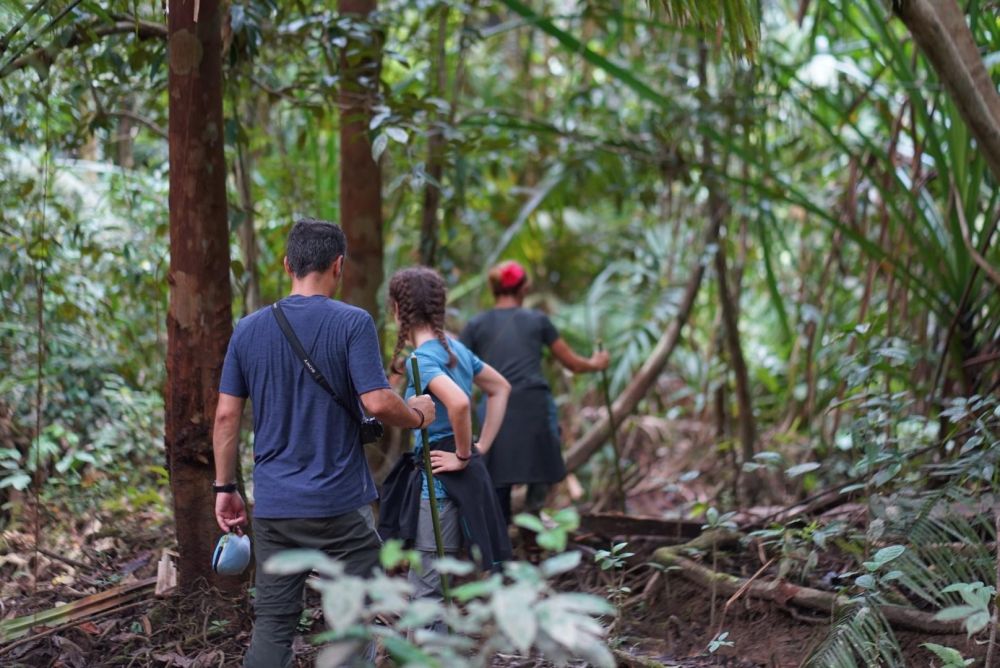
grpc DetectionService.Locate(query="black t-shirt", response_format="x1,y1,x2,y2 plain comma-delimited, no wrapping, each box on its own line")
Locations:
460,307,560,391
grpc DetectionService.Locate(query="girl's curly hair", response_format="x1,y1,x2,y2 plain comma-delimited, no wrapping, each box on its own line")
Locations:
388,266,456,375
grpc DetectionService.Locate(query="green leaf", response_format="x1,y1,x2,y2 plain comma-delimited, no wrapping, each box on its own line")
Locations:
934,605,978,622
786,462,820,478
450,575,501,602
871,545,906,566
264,549,344,578
493,584,539,652
922,643,972,667
541,550,582,577
317,578,365,633
371,133,388,162
514,513,545,533
385,127,408,143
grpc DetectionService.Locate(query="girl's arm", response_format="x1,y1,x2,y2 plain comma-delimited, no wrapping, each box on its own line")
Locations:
427,374,473,473
471,364,510,456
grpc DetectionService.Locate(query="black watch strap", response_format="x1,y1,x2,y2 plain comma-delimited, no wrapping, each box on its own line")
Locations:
213,482,238,494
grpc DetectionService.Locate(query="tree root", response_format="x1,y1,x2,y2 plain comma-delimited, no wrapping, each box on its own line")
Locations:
653,547,964,635
612,647,669,668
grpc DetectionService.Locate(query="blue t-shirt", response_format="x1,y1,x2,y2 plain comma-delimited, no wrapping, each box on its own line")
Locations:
219,295,390,518
404,337,484,499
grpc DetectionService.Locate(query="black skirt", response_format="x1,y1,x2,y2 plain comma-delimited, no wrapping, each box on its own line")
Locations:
483,387,567,487
378,437,512,570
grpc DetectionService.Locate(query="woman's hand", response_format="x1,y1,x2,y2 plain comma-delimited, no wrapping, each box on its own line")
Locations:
430,450,470,473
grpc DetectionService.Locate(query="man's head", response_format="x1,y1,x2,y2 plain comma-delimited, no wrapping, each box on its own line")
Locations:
285,218,347,279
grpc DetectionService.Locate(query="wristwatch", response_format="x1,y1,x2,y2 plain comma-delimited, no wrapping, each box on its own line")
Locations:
212,482,238,494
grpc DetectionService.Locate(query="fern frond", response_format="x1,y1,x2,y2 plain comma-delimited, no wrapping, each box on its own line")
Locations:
804,600,903,668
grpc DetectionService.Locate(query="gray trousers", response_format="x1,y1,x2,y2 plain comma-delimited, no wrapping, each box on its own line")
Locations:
408,498,462,600
244,506,381,668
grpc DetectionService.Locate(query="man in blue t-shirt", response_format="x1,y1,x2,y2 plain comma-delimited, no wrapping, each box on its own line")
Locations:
212,219,435,668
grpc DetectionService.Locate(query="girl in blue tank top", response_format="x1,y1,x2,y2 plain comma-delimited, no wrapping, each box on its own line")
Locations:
378,266,512,600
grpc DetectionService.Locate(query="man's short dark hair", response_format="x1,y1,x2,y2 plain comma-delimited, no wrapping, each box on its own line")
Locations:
286,218,347,278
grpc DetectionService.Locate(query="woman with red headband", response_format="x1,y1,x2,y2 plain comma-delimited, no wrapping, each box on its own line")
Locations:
460,260,609,523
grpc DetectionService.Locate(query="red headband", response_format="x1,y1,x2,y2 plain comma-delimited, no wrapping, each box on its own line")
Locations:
499,262,526,289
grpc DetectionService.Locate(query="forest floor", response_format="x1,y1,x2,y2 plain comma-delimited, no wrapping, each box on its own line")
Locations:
0,418,986,666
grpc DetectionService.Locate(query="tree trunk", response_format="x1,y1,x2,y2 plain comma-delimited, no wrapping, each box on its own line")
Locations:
166,0,237,591
715,237,756,466
339,0,384,320
894,0,1000,184
234,132,261,314
419,6,449,267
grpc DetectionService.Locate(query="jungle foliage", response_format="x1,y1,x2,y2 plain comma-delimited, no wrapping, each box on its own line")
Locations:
1,0,999,664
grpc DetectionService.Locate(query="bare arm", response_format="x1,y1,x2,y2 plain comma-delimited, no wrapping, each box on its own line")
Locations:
550,338,610,373
360,387,435,429
213,393,248,532
426,374,474,473
472,364,510,456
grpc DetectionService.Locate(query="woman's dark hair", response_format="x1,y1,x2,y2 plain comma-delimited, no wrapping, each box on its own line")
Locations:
389,267,456,374
285,218,346,278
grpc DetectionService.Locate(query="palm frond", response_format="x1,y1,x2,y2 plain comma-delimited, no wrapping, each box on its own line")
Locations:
649,0,759,57
805,600,904,668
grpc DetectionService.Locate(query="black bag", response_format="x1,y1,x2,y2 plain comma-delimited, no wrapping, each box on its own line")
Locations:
271,301,384,444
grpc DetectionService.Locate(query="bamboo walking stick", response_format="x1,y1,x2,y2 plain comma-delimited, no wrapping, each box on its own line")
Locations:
410,354,451,602
596,340,627,512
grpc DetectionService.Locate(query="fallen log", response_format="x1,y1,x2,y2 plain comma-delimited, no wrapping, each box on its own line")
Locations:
653,548,963,635
579,513,703,542
564,218,721,473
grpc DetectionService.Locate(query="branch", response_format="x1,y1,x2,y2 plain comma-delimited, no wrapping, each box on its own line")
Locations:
105,110,167,140
564,217,719,472
0,19,167,79
654,548,964,635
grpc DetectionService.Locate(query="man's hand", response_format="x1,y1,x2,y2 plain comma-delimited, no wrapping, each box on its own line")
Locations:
215,492,248,533
430,450,469,474
589,350,610,371
407,393,436,428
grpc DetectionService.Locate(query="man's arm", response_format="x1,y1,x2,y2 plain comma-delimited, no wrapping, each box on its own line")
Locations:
213,392,248,532
361,388,436,430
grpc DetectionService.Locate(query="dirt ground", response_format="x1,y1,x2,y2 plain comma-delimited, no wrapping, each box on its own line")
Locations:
0,418,988,666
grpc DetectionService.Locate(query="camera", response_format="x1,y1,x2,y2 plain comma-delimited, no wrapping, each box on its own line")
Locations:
359,417,384,444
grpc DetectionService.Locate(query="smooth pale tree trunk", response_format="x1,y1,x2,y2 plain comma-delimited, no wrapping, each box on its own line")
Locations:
166,0,237,590
894,0,1000,183
339,0,383,320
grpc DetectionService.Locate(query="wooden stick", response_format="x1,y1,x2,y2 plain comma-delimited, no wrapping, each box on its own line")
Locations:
596,340,626,512
410,355,450,602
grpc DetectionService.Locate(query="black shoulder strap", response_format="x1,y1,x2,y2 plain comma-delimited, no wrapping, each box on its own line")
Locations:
271,301,361,421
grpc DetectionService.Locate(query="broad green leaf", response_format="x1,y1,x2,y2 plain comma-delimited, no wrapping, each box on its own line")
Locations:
541,550,582,577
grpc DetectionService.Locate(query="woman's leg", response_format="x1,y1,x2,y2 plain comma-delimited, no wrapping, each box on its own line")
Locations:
494,486,513,525
525,482,551,515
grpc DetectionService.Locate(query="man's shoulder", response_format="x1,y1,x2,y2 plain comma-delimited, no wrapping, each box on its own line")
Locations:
233,305,272,336
328,300,375,325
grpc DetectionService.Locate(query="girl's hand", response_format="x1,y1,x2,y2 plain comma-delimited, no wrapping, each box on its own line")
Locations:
430,450,469,473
